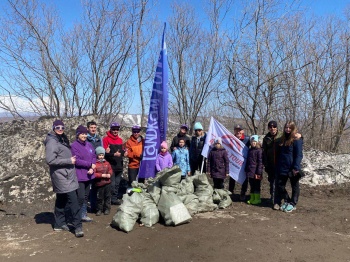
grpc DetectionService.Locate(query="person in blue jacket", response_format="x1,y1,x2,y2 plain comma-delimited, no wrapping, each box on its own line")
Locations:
274,121,303,213
172,138,191,178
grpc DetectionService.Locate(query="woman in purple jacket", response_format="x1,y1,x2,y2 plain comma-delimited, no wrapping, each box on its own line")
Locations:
207,138,229,189
156,141,173,172
245,135,263,205
71,125,96,222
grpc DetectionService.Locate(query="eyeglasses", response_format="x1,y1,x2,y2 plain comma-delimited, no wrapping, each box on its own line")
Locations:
54,126,65,130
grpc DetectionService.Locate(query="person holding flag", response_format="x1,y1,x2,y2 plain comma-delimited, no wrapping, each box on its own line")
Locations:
228,124,250,201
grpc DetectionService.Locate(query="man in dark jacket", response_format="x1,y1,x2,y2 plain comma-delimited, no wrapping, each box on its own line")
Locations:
228,124,250,201
102,122,125,205
262,120,282,203
189,122,207,175
170,124,191,152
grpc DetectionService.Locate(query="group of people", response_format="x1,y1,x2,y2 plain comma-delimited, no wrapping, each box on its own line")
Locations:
204,120,303,213
44,118,303,238
44,120,144,238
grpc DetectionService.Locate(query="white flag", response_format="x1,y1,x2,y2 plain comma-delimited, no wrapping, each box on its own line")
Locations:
202,117,248,184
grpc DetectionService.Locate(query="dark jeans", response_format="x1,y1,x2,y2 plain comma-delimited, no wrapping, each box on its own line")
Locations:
96,184,111,212
89,181,97,212
77,181,91,208
213,178,225,189
229,176,248,195
128,168,139,187
190,157,206,175
54,190,82,230
111,170,123,202
267,171,275,197
275,174,300,206
248,178,261,194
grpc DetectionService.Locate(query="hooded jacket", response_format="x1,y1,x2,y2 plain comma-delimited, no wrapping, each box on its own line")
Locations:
172,147,190,176
155,151,173,172
102,131,125,171
71,139,96,182
125,135,144,169
44,131,78,194
207,146,229,179
245,147,263,178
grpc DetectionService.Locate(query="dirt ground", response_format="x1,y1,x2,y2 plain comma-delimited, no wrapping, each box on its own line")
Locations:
1,181,350,262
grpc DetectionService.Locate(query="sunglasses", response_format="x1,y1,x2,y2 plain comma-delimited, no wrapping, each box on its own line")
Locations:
54,126,65,130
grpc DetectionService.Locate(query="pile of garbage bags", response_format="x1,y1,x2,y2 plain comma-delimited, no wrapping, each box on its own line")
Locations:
111,166,232,233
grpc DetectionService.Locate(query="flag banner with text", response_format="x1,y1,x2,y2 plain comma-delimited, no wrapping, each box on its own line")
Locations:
139,24,169,179
202,117,248,184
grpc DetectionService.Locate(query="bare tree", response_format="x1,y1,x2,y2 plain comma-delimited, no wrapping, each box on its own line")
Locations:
167,0,223,132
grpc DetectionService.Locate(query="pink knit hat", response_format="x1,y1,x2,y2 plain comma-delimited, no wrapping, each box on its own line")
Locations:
160,141,168,149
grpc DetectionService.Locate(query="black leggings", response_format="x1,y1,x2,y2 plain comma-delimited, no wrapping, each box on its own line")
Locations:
248,178,261,194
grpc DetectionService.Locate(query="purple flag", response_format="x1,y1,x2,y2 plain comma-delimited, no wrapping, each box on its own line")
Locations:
138,24,169,179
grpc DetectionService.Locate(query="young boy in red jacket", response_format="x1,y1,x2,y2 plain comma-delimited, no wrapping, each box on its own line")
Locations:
93,146,113,216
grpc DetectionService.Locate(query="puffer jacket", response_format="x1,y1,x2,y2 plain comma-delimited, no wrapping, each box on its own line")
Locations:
71,139,96,182
245,147,263,178
155,152,173,172
94,159,113,187
44,131,78,194
172,147,190,176
125,135,144,169
262,131,282,173
207,146,229,179
276,137,303,175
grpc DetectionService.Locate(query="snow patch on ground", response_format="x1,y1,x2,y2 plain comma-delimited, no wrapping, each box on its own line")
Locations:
301,150,350,186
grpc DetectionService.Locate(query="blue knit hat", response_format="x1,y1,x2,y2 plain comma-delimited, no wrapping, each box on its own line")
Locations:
194,122,203,130
250,135,259,142
95,146,105,155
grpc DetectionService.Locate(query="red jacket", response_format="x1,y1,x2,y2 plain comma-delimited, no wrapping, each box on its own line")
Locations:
102,131,124,171
93,160,113,187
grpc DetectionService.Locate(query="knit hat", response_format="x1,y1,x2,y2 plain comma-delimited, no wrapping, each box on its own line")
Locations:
95,146,105,155
214,137,222,145
110,122,120,129
250,135,259,142
234,124,243,130
160,141,168,149
132,125,141,132
193,122,203,130
76,125,88,136
180,124,188,130
268,120,277,128
52,119,64,130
